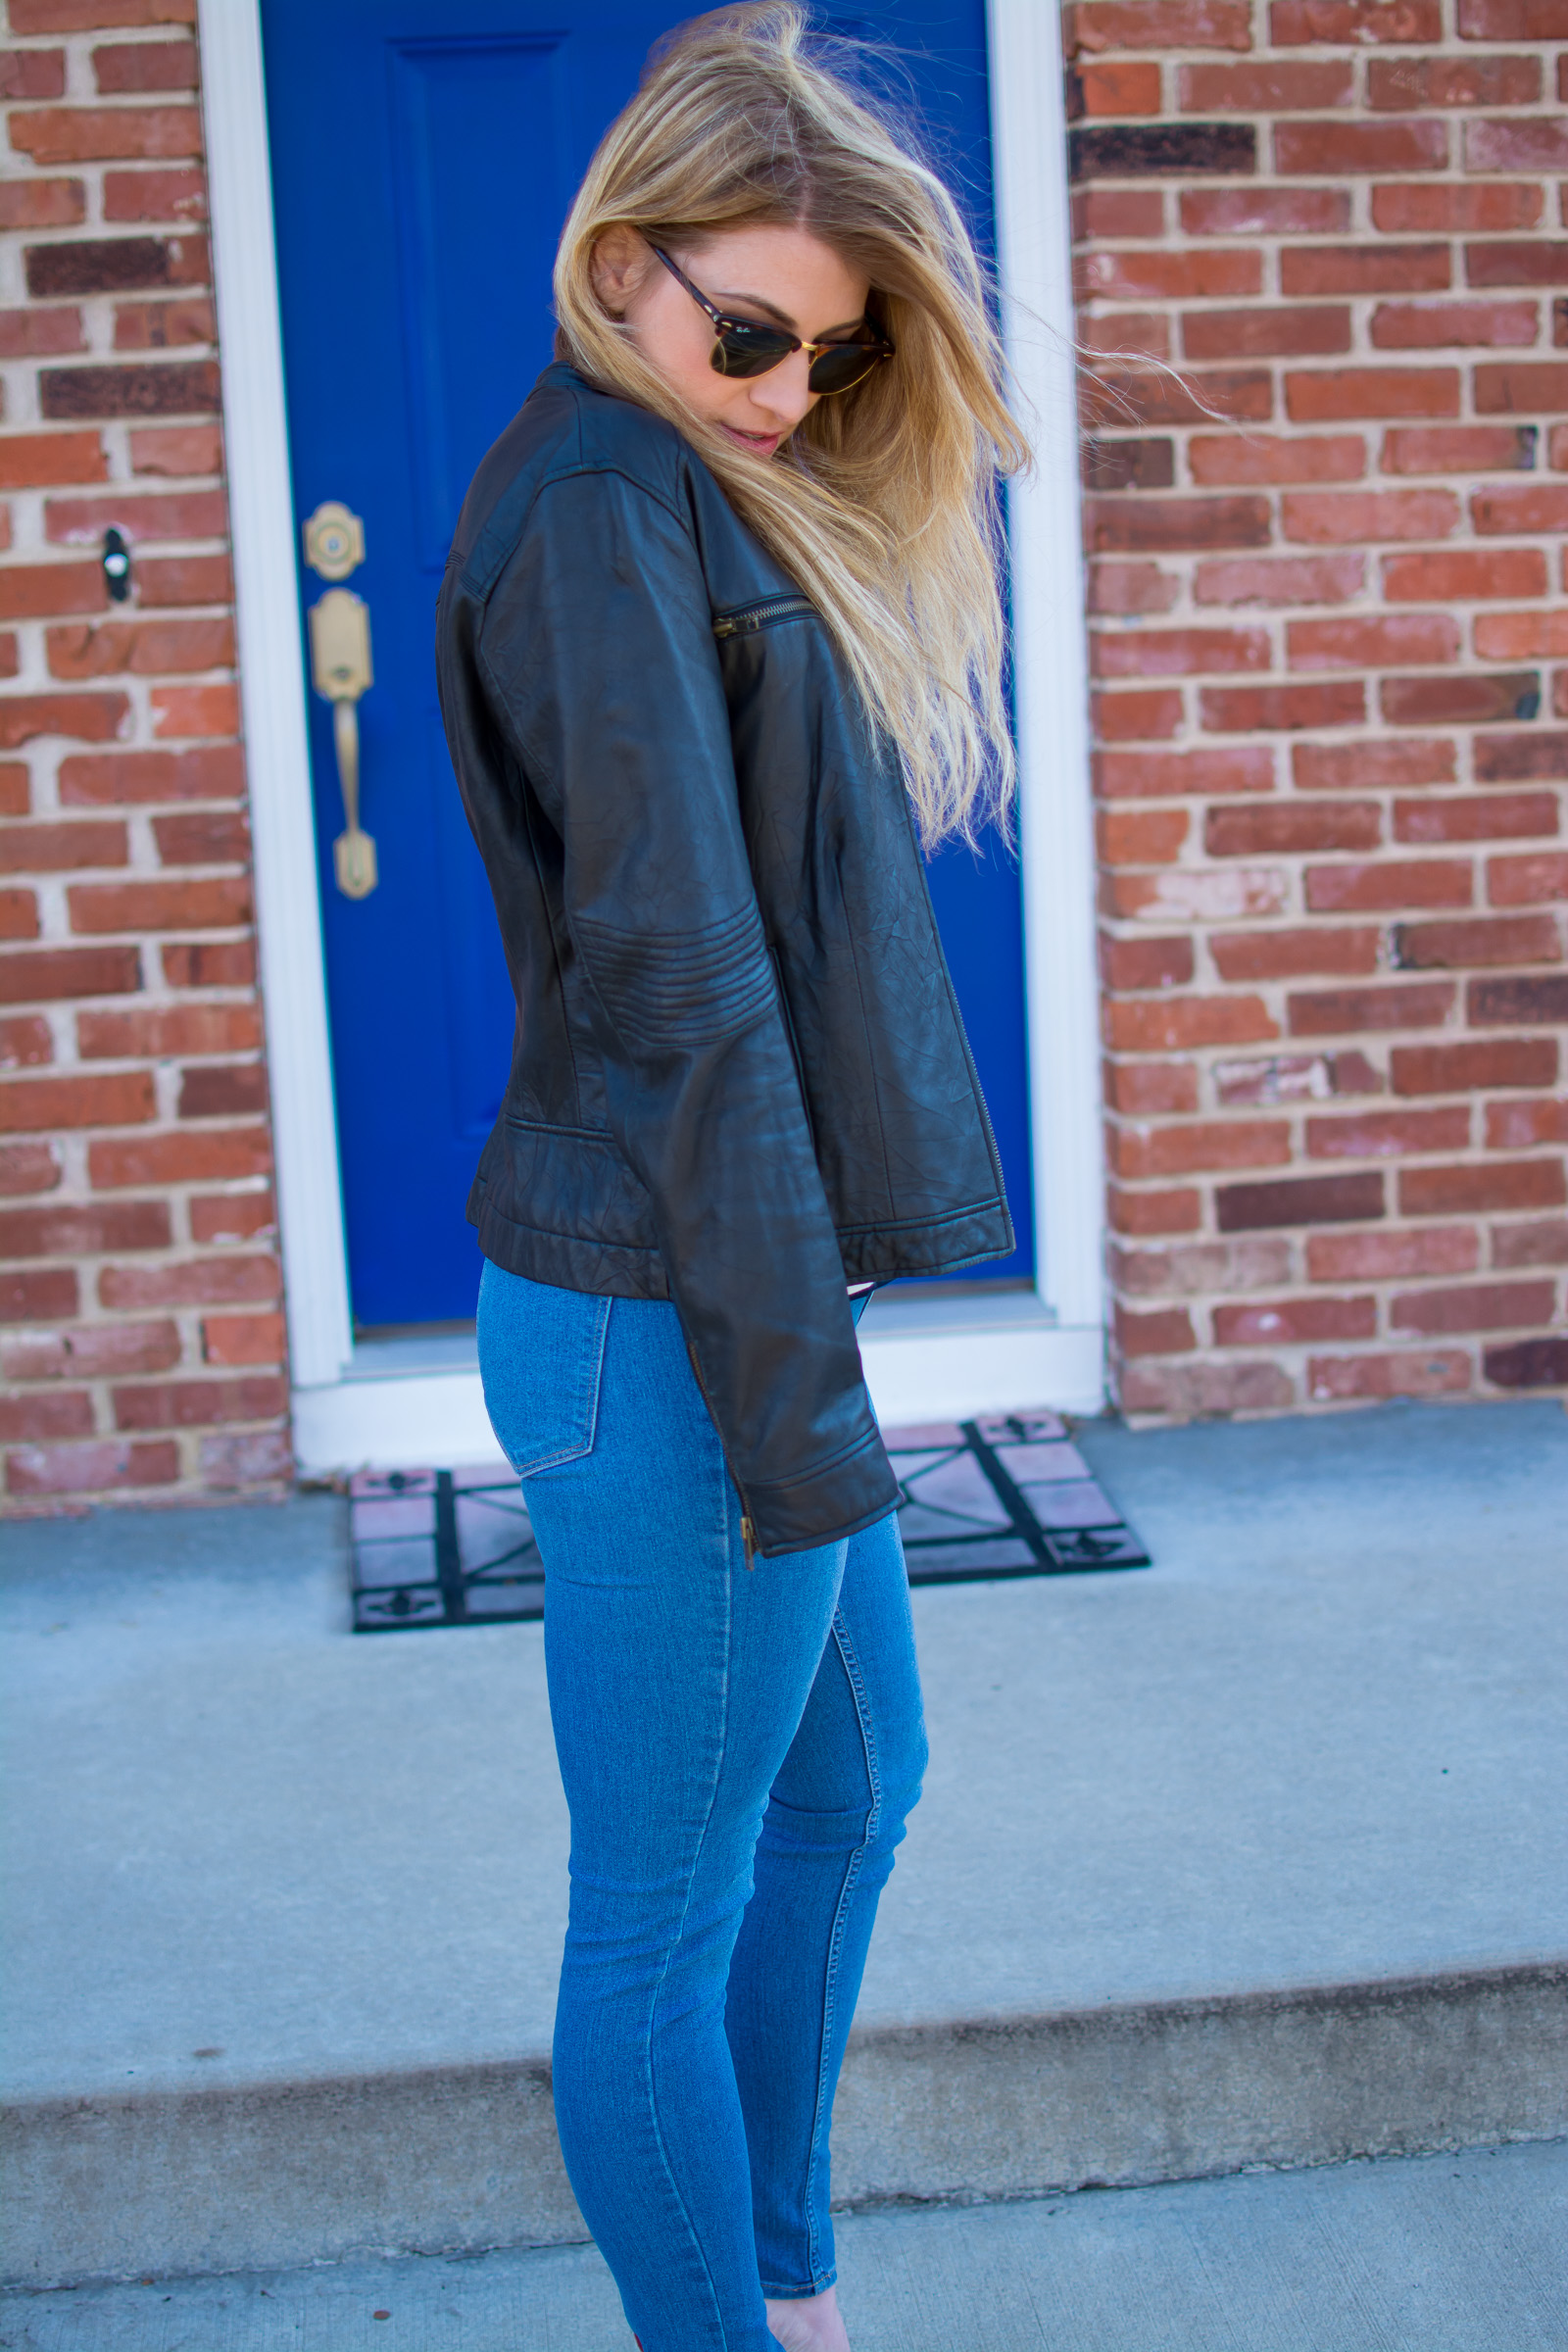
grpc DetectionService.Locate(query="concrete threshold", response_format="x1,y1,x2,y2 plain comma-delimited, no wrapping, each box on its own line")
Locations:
4,1961,1566,2287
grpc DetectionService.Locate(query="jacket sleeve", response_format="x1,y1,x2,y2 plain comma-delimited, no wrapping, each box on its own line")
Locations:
474,465,899,1555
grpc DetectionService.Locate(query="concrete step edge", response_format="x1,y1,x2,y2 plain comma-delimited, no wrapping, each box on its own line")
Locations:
4,1956,1565,2289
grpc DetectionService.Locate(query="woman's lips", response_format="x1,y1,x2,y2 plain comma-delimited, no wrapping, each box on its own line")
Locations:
719,422,781,457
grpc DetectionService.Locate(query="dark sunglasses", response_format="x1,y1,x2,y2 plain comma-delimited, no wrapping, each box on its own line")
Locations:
651,245,894,398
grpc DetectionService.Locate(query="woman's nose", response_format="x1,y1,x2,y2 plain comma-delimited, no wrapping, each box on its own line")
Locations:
749,351,815,429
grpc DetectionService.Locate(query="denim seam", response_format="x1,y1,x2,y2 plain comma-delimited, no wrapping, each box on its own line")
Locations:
504,1293,612,1477
637,1457,740,2344
795,1607,881,2296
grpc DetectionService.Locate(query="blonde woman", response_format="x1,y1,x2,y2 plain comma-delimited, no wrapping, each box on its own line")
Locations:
436,8,1027,2345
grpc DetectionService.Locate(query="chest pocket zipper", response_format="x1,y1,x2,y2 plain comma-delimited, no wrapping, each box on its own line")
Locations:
711,594,814,640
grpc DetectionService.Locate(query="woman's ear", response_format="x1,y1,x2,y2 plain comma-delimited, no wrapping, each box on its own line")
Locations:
591,224,648,318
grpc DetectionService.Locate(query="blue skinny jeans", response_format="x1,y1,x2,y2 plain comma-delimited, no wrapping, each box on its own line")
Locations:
476,1263,927,2352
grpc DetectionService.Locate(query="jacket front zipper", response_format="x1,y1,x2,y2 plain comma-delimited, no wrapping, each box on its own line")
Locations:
711,594,814,640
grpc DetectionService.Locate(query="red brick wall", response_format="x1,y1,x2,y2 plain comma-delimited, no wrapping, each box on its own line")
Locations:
0,0,288,1512
1070,0,1568,1414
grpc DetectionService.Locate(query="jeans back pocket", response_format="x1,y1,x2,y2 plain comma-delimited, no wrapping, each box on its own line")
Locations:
476,1263,612,1477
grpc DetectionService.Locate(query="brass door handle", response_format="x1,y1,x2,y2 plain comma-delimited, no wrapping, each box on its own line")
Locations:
308,585,377,900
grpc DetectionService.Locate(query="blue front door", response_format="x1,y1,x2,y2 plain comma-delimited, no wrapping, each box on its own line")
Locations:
262,1,1032,1332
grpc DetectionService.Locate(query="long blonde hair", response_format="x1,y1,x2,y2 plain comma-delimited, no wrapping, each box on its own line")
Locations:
553,2,1029,848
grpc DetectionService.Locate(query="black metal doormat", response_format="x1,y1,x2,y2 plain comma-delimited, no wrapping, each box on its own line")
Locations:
348,1410,1149,1633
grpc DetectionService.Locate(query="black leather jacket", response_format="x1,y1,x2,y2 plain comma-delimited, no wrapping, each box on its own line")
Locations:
436,364,1011,1555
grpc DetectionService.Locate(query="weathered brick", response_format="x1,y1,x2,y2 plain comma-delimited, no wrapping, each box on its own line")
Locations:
1183,305,1350,359
44,487,226,544
1112,1236,1295,1293
1275,121,1448,174
77,1003,259,1059
104,167,206,224
1214,1293,1377,1343
1482,1336,1568,1387
1207,803,1382,854
178,1062,268,1118
1109,865,1288,921
1189,434,1364,486
162,939,255,988
1211,926,1382,979
1484,1095,1568,1146
67,877,250,934
1474,362,1568,413
93,38,199,93
1281,245,1449,297
1464,119,1568,173
1097,746,1275,798
189,1190,276,1245
0,1391,94,1443
127,422,221,476
45,615,234,679
1488,851,1568,906
1468,973,1568,1023
1472,485,1568,536
1070,0,1255,51
1099,808,1191,863
1373,301,1540,349
3,1317,179,1381
198,1430,293,1488
1081,248,1260,301
1282,487,1459,544
0,820,127,873
98,1253,277,1310
1382,672,1542,725
0,693,129,750
0,429,108,489
24,234,207,299
58,745,245,806
5,1439,178,1497
0,1266,77,1321
1090,561,1182,615
1307,1224,1479,1278
1286,368,1459,421
112,1374,286,1429
1195,553,1366,606
1369,55,1541,107
1474,733,1568,782
201,1312,285,1367
152,682,239,738
0,303,83,358
1307,1349,1471,1398
150,810,249,866
0,1140,62,1196
1272,0,1444,37
1181,186,1348,234
1374,182,1541,232
1289,980,1456,1033
1491,1216,1568,1266
0,892,40,944
87,1125,271,1188
1106,994,1280,1050
0,561,106,621
1465,242,1568,291
1288,615,1457,669
0,1015,52,1070
1392,1039,1557,1094
1107,1183,1204,1234
1180,60,1352,109
1473,612,1568,661
0,1068,154,1132
1397,793,1559,845
1381,424,1539,472
1094,626,1271,676
1105,1060,1201,1114
0,176,84,228
135,555,232,608
1101,933,1197,990
0,944,140,1004
1115,1302,1199,1357
1086,495,1272,553
0,765,27,819
1217,1171,1385,1229
1094,688,1186,740
1305,1104,1472,1157
1307,858,1472,912
1083,366,1273,428
39,361,220,419
1076,190,1165,238
1396,911,1560,965
11,1,197,24
1070,122,1257,179
1400,1157,1566,1212
1200,680,1366,731
1120,1357,1298,1412
8,105,201,166
1112,1117,1292,1177
113,295,217,351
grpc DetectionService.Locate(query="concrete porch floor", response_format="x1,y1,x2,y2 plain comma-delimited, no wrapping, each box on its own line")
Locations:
1,1398,1565,2288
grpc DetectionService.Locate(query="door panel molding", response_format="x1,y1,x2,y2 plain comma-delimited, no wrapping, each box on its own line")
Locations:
206,0,1105,1458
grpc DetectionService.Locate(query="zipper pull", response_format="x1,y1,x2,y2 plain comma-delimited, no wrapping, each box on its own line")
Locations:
741,1515,757,1568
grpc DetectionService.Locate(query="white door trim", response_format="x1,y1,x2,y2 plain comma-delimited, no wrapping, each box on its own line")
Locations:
202,0,1105,1472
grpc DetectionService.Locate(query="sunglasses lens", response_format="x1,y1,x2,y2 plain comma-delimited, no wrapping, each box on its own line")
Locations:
711,323,796,379
808,344,883,396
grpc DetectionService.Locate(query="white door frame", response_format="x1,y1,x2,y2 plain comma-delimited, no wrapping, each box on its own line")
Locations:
199,0,1104,1473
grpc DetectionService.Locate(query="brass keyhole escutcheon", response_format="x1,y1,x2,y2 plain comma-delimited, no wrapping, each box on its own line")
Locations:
303,499,366,583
